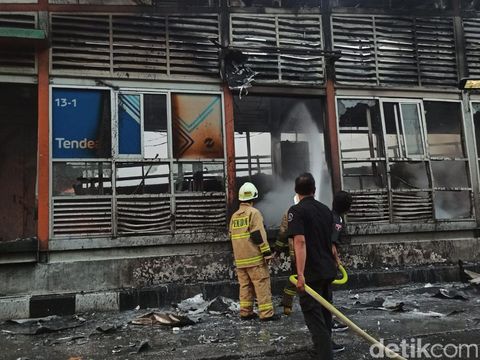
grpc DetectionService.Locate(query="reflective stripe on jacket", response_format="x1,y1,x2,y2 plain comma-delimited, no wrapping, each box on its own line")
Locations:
229,203,270,268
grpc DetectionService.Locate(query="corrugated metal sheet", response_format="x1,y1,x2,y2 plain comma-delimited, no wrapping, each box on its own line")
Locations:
332,15,458,87
51,13,220,79
230,14,324,84
0,13,37,74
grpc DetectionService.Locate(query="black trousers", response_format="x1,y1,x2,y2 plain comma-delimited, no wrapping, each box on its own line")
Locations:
299,279,333,360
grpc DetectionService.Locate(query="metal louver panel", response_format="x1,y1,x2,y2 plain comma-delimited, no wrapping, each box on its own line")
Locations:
332,15,376,85
348,192,389,223
230,14,324,84
375,16,417,85
51,14,111,74
332,15,457,87
117,196,171,235
231,15,278,82
53,197,112,236
175,193,226,230
51,13,220,79
168,15,220,76
0,13,37,74
392,192,433,222
112,15,167,75
463,18,480,78
416,17,457,86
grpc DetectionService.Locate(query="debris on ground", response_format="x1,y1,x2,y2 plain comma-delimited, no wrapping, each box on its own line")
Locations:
464,269,480,285
432,288,469,301
131,312,194,327
135,339,150,353
206,297,238,314
352,297,405,312
1,281,480,360
95,323,122,334
52,334,87,345
4,315,86,335
176,294,238,315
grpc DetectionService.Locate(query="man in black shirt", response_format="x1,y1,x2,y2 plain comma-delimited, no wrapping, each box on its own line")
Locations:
288,173,336,360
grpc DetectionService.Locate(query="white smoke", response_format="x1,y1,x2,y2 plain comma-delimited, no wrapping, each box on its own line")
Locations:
256,101,333,228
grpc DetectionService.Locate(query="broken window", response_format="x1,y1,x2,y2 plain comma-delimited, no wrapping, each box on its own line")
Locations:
424,101,465,157
116,163,170,195
434,191,472,220
51,87,227,238
389,162,430,190
338,98,473,225
431,161,469,188
173,162,225,192
53,162,112,196
234,95,331,227
342,161,387,190
235,132,272,177
338,99,384,159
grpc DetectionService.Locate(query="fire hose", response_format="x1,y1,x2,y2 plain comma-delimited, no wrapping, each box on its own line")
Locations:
289,268,407,360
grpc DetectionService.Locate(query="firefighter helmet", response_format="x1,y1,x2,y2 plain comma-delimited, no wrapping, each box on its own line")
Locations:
239,182,259,201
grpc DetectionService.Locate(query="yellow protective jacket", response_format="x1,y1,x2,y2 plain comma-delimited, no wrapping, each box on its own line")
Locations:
275,211,295,259
229,203,271,268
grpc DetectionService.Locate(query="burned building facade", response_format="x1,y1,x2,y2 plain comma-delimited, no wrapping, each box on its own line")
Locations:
1,0,480,296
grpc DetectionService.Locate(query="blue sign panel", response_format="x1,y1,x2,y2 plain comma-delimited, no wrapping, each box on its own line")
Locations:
118,94,141,155
52,88,109,159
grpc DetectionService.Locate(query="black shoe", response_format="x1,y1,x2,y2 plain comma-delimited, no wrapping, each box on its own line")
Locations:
240,313,258,321
332,341,345,353
332,319,348,332
260,314,281,322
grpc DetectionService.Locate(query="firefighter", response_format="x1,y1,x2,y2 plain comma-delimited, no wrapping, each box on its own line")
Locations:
274,195,299,316
229,182,277,321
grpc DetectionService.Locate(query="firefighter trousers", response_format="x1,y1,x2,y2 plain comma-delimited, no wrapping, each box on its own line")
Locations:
236,263,274,319
282,259,297,309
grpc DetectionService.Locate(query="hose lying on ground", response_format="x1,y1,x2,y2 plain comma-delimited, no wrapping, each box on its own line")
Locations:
289,274,407,360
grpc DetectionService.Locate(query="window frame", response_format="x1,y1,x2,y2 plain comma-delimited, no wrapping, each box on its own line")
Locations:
49,85,227,239
337,95,475,225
